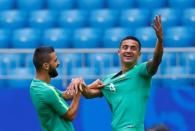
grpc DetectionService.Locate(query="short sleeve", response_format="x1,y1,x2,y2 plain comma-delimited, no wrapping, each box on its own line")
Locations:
138,62,151,77
45,86,69,116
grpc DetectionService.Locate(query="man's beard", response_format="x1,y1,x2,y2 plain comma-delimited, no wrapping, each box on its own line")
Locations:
48,65,58,78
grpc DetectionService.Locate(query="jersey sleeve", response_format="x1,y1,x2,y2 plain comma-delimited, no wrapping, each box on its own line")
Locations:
138,62,151,77
45,87,69,116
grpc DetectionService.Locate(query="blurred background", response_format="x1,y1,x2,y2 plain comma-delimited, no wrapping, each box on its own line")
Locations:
0,0,194,130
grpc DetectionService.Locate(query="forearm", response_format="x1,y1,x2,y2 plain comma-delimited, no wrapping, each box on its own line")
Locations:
153,39,163,65
82,87,102,99
63,93,81,121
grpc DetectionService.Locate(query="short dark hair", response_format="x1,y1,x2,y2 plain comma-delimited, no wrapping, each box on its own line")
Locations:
33,46,55,71
119,36,141,51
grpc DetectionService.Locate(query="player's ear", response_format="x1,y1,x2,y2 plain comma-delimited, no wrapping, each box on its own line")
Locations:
42,63,49,70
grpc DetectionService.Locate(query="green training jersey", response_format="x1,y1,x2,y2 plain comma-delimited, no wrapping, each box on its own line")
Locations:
30,79,74,131
101,62,152,131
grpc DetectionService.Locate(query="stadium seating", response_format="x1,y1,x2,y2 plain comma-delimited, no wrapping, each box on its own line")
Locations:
164,26,194,47
182,8,195,28
0,0,14,11
89,9,119,30
42,28,71,48
7,67,34,88
58,54,83,75
69,67,98,84
77,0,105,10
29,10,57,30
12,28,41,48
119,9,150,29
0,29,11,48
58,10,88,29
16,0,45,11
151,8,181,28
24,53,34,68
47,0,75,11
181,52,195,74
161,66,191,87
0,10,27,30
86,53,114,74
73,28,102,48
101,66,120,76
135,27,156,48
0,54,22,69
168,0,195,9
136,0,166,9
103,28,133,48
107,0,134,10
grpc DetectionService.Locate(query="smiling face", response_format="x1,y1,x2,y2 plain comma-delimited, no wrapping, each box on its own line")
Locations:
118,39,141,66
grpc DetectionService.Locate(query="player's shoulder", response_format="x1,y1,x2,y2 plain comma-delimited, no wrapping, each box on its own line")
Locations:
134,62,148,70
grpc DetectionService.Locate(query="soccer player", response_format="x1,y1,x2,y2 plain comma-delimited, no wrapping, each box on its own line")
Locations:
74,15,163,131
30,46,82,131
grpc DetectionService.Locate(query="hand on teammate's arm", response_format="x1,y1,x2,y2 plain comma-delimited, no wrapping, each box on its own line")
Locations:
81,79,104,99
62,77,84,100
147,15,164,75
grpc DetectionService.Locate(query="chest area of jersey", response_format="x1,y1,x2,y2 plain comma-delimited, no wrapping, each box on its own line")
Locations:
103,76,140,94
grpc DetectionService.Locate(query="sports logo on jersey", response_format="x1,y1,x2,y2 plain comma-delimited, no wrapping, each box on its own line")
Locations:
109,83,116,92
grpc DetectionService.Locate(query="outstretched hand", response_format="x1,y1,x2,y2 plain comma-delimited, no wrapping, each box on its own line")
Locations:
152,15,163,42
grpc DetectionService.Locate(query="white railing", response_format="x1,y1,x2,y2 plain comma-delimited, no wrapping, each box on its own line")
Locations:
0,48,195,80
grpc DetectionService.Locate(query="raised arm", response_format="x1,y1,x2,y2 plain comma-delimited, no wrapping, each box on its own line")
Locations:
147,15,164,76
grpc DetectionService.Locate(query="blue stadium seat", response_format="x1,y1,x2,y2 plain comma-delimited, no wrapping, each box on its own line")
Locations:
135,27,156,48
16,0,45,11
182,8,195,28
47,0,75,11
0,54,22,78
0,0,14,11
58,54,83,75
70,67,98,84
42,28,71,48
77,0,105,10
162,66,191,87
73,28,102,48
101,66,120,76
0,10,27,30
107,0,134,10
160,52,177,67
0,66,6,87
120,9,150,28
86,53,114,74
7,67,34,88
137,0,166,9
181,53,195,74
58,10,88,29
24,53,34,68
0,29,11,48
168,0,195,9
103,28,133,48
164,27,194,47
151,8,181,28
89,9,119,30
12,28,41,48
29,10,57,30
0,54,22,68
